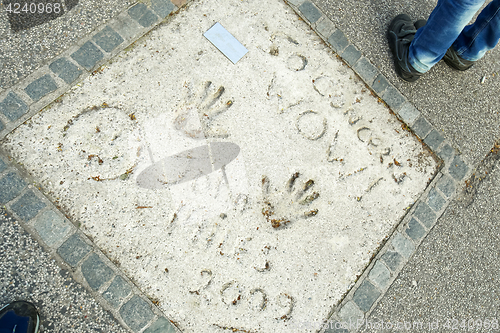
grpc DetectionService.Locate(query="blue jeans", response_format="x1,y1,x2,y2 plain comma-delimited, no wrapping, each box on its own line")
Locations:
409,0,500,73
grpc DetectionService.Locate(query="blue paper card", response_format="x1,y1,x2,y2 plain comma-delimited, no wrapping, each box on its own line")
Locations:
204,22,248,64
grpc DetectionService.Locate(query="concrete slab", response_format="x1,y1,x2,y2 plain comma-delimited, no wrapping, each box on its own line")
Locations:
2,0,437,332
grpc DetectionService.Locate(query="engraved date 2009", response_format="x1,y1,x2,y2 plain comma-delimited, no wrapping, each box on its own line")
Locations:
5,2,62,14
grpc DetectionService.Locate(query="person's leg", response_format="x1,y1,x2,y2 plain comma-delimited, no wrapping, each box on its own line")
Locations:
453,0,500,61
409,0,486,73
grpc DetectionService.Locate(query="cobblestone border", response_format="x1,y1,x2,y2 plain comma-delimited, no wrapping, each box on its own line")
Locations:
0,1,189,332
284,1,472,332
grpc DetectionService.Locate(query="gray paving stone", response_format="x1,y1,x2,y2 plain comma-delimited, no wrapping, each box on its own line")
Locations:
111,14,142,41
151,0,175,19
353,57,378,85
0,91,29,121
92,26,124,53
410,116,432,139
368,261,391,289
81,253,115,291
352,280,381,312
49,58,83,84
405,217,426,241
24,74,58,102
315,17,335,38
138,9,159,27
381,250,403,272
381,86,406,111
10,190,46,221
413,201,436,228
127,3,158,27
372,74,389,94
0,172,26,204
71,41,104,71
0,158,6,172
103,276,132,309
299,2,322,23
327,29,349,54
338,300,364,323
427,187,446,212
57,233,92,267
391,232,415,259
424,129,445,151
144,317,177,333
438,143,454,162
34,210,72,247
128,3,148,20
120,295,155,332
397,102,420,125
436,174,456,198
341,44,361,66
448,155,468,180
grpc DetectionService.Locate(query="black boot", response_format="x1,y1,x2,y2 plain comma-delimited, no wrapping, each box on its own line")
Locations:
387,14,424,82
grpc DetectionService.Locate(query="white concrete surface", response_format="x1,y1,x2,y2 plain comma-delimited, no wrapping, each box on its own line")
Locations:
3,0,437,332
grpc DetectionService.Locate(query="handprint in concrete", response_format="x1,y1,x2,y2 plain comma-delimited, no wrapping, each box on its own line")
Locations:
174,81,234,139
137,81,240,189
261,172,319,229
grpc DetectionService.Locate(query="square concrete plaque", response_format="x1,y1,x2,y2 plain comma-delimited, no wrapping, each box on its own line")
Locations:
4,0,437,332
